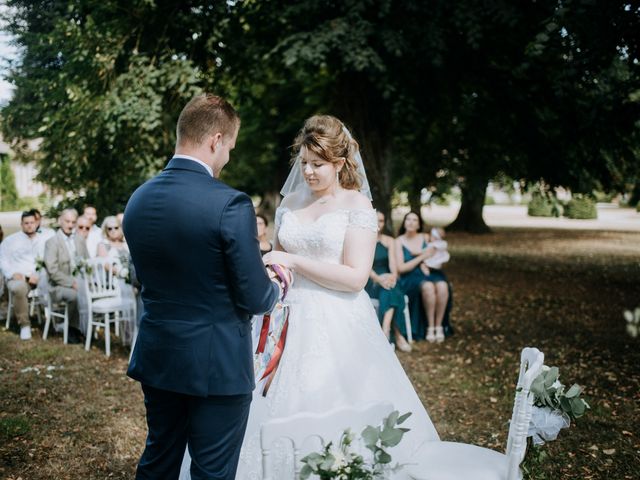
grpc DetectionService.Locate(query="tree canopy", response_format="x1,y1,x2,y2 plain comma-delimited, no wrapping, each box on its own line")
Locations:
2,0,639,230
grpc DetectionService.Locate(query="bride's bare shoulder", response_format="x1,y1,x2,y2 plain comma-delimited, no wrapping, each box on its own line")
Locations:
339,190,373,210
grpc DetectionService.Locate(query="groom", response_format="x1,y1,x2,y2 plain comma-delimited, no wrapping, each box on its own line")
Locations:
124,94,281,479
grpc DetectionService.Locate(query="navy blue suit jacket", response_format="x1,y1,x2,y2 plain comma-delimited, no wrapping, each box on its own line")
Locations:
124,157,279,397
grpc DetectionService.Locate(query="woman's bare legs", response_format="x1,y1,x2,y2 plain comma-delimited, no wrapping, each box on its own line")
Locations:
381,308,394,340
434,281,449,342
421,282,436,341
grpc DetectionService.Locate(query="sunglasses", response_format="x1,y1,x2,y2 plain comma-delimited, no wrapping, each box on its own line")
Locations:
77,226,90,231
107,226,120,231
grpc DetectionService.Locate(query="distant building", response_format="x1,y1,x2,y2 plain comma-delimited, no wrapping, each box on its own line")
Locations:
0,135,47,198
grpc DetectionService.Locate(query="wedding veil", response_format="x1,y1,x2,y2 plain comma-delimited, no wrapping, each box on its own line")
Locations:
280,126,372,200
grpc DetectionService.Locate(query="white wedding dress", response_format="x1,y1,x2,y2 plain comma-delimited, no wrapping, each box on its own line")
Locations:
180,207,439,479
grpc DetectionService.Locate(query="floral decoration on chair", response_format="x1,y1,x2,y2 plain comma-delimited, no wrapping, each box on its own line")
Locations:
300,410,412,480
522,365,590,478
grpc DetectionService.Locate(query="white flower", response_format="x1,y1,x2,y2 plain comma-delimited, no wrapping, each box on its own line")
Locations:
627,324,638,338
332,449,347,468
542,365,551,372
552,380,563,389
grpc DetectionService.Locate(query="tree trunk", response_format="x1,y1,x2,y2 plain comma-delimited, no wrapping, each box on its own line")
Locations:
629,182,640,207
334,74,394,232
408,189,421,217
448,174,491,233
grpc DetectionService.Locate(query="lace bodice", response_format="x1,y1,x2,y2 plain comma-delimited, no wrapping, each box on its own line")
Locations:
275,207,378,264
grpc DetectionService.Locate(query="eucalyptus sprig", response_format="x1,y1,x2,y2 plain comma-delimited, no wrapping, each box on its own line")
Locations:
530,366,589,421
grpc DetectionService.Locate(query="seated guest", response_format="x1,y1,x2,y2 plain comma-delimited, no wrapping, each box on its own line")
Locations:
97,216,129,270
395,211,451,343
76,215,92,240
256,213,273,256
0,211,41,340
44,208,89,344
82,205,102,258
366,211,412,352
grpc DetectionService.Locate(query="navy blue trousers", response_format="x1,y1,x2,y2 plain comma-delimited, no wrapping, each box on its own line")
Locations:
136,384,252,480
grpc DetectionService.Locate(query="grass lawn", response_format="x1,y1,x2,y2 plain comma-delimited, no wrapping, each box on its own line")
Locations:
1,228,639,479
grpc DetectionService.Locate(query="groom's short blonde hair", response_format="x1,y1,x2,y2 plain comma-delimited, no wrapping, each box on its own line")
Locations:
176,94,240,147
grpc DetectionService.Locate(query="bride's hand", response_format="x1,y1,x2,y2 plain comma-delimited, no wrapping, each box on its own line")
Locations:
263,251,297,271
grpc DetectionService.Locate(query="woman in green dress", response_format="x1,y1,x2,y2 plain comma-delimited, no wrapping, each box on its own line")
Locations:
395,211,451,342
365,211,412,352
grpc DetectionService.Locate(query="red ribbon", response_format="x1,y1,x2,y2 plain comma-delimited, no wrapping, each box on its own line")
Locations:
260,310,289,396
256,314,270,354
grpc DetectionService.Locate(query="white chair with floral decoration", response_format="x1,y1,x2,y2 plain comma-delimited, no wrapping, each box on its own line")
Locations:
260,402,394,480
83,259,133,356
407,347,544,480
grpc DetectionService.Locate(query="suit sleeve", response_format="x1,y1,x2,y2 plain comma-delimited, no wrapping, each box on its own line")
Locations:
220,192,279,316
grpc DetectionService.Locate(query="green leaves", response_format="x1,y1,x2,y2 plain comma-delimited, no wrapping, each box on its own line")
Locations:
531,365,590,421
299,410,413,479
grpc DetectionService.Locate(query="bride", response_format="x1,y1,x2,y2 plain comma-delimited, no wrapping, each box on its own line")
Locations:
181,115,439,479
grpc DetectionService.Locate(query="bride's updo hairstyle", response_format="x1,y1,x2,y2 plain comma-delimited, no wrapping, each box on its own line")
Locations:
292,115,362,191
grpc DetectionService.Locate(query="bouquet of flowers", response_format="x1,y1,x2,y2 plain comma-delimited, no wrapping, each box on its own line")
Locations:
522,364,590,478
35,257,45,272
72,256,93,277
300,410,412,480
116,251,131,284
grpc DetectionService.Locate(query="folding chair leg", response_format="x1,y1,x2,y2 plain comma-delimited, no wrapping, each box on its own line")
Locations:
404,295,413,343
104,313,111,357
5,292,13,329
42,308,51,340
114,311,120,337
63,305,69,345
85,316,93,351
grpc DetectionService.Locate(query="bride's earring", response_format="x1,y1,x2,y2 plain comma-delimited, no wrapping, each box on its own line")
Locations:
336,170,340,185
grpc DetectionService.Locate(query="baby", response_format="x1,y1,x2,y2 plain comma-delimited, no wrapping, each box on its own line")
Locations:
424,227,450,270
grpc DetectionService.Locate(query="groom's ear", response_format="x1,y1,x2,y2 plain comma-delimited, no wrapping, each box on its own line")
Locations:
210,132,223,152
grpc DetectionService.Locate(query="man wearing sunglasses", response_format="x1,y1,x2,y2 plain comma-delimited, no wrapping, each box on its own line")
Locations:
75,216,92,240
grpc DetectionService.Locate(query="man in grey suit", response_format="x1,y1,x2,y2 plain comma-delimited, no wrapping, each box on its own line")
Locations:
44,208,90,344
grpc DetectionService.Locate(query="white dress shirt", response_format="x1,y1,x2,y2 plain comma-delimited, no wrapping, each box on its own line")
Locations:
0,231,40,279
86,225,102,258
173,155,213,177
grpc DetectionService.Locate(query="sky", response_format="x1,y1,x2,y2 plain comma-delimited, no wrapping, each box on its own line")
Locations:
0,6,19,106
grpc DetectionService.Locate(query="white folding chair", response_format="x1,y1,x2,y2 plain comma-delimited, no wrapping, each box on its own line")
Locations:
407,347,544,480
260,402,394,480
42,292,70,344
83,259,129,356
6,287,42,329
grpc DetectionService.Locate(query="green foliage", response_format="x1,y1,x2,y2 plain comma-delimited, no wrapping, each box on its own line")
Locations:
530,367,590,421
2,0,639,228
527,194,559,218
563,195,598,220
0,155,19,211
299,410,412,480
0,415,31,442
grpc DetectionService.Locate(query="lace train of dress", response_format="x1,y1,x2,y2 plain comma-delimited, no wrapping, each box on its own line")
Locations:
179,208,440,479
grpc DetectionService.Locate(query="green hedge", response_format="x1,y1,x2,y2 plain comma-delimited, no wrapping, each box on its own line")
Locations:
564,195,598,219
528,194,561,217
